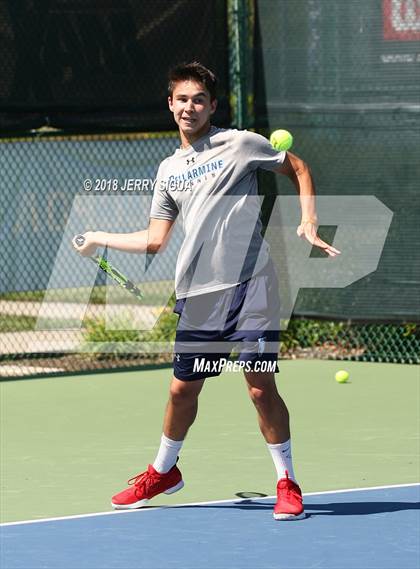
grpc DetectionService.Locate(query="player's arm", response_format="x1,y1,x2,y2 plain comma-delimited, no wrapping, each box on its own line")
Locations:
274,152,340,257
73,218,175,257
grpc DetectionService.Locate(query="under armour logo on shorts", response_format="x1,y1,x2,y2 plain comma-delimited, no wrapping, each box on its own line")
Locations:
258,337,266,356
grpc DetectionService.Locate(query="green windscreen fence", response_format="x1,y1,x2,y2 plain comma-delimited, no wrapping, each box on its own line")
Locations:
0,0,230,133
255,0,420,323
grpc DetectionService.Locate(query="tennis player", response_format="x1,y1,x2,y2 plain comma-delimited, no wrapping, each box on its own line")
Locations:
73,62,340,520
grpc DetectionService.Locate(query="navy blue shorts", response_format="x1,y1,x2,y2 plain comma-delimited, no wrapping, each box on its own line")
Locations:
173,260,280,381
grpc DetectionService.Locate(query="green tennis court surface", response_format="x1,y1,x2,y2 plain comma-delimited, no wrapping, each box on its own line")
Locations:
1,360,418,524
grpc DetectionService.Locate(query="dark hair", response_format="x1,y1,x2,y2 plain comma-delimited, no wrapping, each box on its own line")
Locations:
168,62,218,101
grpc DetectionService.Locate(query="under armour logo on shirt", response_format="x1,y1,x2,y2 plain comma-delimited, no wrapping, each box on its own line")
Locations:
174,354,181,362
186,157,195,165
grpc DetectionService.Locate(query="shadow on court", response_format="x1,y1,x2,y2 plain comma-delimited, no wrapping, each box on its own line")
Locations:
173,500,420,517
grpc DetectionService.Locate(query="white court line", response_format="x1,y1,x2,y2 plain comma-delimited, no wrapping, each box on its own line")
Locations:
1,482,418,528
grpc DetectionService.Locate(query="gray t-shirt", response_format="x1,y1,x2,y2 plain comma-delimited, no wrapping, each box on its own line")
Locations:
150,127,285,298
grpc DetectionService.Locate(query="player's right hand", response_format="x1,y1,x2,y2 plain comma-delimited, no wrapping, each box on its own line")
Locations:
72,231,98,257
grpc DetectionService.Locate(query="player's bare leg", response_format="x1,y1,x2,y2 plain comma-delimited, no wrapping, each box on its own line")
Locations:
244,369,304,519
111,376,204,509
163,377,205,440
244,371,290,444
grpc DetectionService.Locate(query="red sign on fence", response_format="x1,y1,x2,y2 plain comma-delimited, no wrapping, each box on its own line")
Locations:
383,0,420,40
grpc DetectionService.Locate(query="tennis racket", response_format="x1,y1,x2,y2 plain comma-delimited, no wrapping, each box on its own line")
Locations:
74,234,144,301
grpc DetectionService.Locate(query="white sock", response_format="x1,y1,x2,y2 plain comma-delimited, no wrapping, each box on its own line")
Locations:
152,434,184,474
267,439,297,483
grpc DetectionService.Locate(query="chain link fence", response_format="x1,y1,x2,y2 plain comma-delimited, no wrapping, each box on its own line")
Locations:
1,130,418,377
0,131,183,377
1,0,419,378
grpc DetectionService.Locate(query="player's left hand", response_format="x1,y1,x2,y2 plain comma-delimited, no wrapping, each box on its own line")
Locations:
297,221,341,257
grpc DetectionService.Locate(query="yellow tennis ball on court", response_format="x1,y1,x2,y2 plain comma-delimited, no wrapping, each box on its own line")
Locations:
335,370,350,383
269,129,293,151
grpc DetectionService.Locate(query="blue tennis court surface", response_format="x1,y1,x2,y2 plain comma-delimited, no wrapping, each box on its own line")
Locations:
1,484,419,569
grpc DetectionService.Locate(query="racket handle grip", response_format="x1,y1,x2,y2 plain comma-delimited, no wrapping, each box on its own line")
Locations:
74,234,85,247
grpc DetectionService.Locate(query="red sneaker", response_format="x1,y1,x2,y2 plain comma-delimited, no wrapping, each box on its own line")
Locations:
273,471,305,520
111,463,184,510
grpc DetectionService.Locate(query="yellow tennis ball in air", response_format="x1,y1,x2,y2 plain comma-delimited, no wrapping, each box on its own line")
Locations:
270,129,293,151
335,370,350,383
